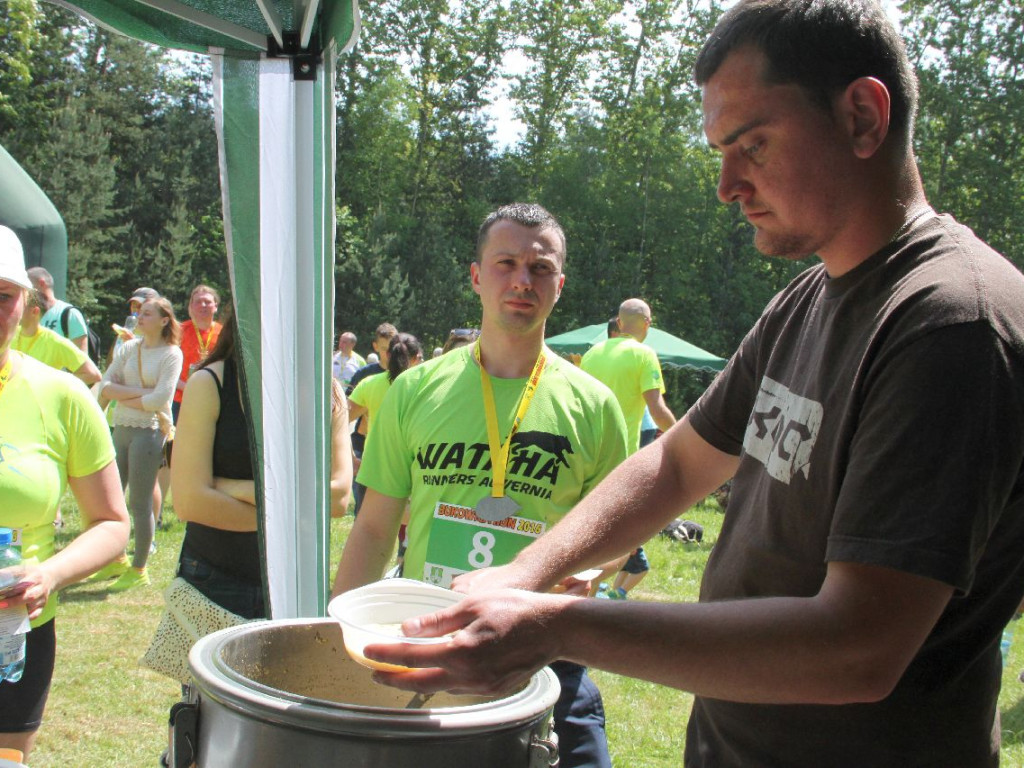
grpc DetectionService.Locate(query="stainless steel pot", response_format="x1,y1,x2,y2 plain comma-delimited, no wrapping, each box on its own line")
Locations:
171,618,560,767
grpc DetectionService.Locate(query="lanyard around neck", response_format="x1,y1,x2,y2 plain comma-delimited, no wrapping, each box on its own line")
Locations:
195,324,212,357
474,340,547,499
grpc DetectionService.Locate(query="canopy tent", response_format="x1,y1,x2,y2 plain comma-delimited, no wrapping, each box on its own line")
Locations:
46,0,360,618
546,324,728,372
0,144,69,298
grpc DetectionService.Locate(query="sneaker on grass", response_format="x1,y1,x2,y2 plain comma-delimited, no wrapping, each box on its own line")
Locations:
86,555,130,582
110,567,150,592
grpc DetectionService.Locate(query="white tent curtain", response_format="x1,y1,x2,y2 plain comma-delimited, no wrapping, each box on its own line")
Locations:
213,47,336,618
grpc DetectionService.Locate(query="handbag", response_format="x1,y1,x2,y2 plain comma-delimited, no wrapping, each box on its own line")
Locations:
141,576,252,684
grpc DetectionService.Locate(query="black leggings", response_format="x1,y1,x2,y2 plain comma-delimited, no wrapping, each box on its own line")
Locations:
0,618,56,732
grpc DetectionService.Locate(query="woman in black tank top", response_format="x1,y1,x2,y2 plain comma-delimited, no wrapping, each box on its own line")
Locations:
170,314,353,617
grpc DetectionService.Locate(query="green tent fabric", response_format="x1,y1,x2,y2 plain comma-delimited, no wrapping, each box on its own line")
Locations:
0,143,69,298
47,0,360,618
50,0,359,55
546,324,728,372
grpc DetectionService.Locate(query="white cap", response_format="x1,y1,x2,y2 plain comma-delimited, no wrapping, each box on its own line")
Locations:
0,225,32,290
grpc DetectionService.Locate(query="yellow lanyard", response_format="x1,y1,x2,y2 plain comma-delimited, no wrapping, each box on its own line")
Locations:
0,354,15,400
195,324,212,359
474,339,547,500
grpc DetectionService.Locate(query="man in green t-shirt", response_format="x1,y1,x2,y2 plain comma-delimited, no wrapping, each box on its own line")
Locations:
581,299,676,598
333,203,627,768
581,298,675,453
14,289,100,385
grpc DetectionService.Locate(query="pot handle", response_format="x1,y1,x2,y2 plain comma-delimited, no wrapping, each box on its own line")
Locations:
528,721,559,768
170,699,200,768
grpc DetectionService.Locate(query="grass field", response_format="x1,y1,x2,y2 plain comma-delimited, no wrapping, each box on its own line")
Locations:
26,497,1024,766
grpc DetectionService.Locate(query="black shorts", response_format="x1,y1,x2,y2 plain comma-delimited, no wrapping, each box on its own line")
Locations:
0,618,56,732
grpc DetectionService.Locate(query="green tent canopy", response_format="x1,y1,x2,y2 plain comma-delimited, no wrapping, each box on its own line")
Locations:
45,0,361,619
546,324,728,372
0,144,69,298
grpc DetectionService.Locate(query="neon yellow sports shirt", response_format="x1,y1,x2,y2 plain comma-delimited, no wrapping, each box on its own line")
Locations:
0,354,114,626
348,370,393,437
581,336,665,454
12,326,88,374
359,345,627,587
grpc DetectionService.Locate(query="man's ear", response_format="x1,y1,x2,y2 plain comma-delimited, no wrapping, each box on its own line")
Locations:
841,76,890,160
470,261,482,295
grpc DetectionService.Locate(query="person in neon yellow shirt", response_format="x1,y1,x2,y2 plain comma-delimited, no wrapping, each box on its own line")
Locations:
580,299,675,454
348,332,422,556
581,299,677,598
0,225,129,760
12,289,100,386
333,204,628,768
347,332,423,439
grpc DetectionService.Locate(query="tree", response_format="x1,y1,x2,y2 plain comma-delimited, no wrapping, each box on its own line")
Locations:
903,0,1024,268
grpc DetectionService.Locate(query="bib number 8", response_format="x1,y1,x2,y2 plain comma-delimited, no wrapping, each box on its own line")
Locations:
468,531,496,569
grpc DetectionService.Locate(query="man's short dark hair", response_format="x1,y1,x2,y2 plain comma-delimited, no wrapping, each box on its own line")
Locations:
475,203,566,265
694,0,918,152
375,322,398,341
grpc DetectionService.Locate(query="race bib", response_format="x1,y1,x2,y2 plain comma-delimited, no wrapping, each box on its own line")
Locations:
422,502,546,587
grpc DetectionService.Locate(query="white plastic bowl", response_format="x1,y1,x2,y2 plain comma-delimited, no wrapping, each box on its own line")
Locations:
328,579,463,672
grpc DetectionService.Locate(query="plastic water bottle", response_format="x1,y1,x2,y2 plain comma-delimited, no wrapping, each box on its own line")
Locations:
0,528,26,684
124,312,138,333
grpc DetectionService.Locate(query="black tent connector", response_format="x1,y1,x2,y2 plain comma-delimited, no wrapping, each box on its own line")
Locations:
266,31,322,81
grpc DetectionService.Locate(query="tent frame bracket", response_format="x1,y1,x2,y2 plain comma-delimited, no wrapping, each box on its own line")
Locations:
266,31,322,81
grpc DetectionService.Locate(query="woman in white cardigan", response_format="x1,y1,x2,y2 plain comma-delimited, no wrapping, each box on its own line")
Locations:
98,297,183,591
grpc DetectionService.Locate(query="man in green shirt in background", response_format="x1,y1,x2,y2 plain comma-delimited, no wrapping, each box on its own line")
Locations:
581,298,675,453
581,298,676,597
14,289,100,386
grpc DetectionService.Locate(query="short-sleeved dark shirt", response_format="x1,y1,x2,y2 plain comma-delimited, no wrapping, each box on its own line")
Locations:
686,215,1024,767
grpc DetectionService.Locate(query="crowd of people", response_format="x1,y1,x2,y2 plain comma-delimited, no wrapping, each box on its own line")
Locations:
4,0,1024,765
0,248,350,761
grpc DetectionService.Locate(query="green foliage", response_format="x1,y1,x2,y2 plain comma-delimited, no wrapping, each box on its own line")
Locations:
902,0,1024,268
2,0,1022,376
0,6,226,335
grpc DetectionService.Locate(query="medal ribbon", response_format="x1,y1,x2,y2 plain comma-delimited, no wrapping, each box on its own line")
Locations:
0,354,15,400
474,340,547,500
195,324,211,359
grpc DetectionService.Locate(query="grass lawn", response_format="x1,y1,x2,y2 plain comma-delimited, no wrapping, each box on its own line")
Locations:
26,497,1024,766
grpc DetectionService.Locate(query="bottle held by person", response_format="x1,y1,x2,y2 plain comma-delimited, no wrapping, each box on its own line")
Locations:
0,528,27,685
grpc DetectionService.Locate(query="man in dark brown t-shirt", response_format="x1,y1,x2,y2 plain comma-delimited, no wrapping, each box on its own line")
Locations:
353,3,1024,766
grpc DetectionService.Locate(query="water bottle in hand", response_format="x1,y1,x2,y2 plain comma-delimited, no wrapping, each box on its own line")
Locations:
0,528,27,685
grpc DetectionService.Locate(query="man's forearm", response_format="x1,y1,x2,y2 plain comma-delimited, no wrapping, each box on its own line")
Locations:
332,492,406,596
651,401,677,433
384,563,950,705
332,523,397,596
511,421,733,590
552,564,951,704
644,390,677,433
